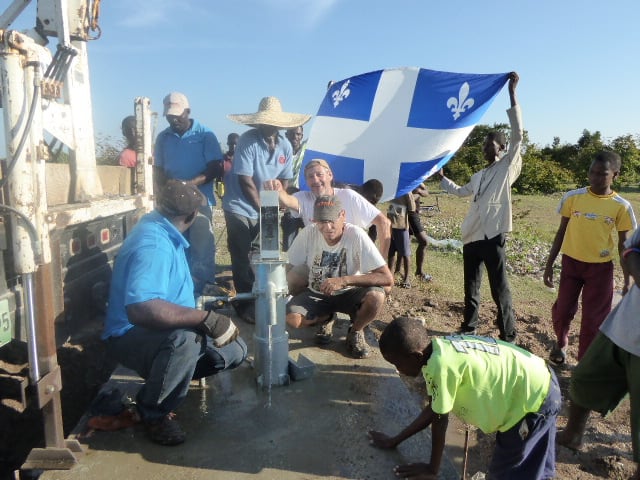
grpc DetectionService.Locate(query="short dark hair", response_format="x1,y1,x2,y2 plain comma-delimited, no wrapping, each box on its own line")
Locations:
594,150,621,171
486,130,507,148
121,115,136,131
286,126,303,135
360,179,383,203
379,317,430,357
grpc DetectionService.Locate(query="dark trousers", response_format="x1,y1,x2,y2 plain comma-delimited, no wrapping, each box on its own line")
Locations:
107,327,247,422
224,210,259,294
281,211,304,252
489,369,561,479
462,234,516,342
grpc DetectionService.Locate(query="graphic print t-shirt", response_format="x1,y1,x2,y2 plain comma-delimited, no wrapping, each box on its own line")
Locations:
286,223,386,294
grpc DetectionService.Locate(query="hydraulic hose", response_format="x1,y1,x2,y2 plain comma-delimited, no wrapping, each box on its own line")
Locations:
0,61,41,190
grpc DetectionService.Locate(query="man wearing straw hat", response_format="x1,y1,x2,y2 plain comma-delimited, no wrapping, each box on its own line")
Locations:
223,97,311,323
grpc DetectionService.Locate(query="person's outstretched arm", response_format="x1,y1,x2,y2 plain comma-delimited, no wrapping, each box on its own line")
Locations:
368,403,448,479
508,71,519,107
263,179,301,211
505,72,524,184
372,213,391,258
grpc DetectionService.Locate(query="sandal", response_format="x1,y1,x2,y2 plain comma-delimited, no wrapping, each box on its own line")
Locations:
400,282,411,289
549,346,566,365
416,273,433,282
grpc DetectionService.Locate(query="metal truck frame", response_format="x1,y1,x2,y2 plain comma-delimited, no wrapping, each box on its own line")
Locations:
0,0,154,469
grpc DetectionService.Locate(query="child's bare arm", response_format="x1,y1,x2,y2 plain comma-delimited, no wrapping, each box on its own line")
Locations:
543,216,569,288
368,402,438,449
618,230,631,293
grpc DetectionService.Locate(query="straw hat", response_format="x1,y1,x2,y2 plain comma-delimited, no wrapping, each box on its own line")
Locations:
227,96,311,128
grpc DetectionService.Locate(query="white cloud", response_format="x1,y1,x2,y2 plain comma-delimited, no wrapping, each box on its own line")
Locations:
116,0,175,28
260,0,339,29
116,0,213,29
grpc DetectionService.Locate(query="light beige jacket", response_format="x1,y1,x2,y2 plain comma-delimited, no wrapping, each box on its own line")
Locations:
440,105,523,244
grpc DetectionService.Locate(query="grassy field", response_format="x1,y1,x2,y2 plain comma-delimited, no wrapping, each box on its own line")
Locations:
408,187,640,319
212,187,640,323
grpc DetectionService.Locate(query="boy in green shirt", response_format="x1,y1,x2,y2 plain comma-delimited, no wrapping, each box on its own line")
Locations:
369,317,560,479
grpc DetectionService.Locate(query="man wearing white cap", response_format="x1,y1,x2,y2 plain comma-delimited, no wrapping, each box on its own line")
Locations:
154,92,224,296
223,97,311,323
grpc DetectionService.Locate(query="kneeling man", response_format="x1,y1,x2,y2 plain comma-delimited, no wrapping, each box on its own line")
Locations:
286,195,393,358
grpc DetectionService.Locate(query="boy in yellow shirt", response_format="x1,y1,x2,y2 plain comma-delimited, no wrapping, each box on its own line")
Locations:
543,151,636,364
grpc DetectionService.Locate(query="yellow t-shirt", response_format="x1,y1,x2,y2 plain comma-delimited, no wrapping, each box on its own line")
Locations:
559,187,636,263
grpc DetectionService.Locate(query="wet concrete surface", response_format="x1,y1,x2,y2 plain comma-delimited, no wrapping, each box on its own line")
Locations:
37,313,459,480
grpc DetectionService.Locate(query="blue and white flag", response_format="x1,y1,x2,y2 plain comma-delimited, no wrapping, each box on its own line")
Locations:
301,67,509,202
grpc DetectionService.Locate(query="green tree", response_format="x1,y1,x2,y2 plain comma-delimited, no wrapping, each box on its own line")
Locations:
609,134,640,185
95,133,123,166
570,129,605,184
513,145,573,194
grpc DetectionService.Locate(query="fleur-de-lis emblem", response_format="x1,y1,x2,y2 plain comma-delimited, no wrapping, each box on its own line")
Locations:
447,82,475,120
332,80,351,107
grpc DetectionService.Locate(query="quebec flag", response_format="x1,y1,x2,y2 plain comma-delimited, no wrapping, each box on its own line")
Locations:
300,67,509,202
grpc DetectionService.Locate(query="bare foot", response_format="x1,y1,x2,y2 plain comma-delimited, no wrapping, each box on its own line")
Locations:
557,429,583,451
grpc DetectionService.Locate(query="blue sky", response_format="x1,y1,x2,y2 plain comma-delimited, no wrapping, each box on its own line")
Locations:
4,0,640,154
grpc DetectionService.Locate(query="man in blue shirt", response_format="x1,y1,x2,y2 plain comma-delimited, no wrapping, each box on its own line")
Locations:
103,180,246,446
154,92,223,295
223,97,310,322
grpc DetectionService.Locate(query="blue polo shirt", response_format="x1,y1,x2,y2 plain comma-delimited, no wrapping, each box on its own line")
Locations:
154,120,222,206
222,129,293,219
102,211,195,340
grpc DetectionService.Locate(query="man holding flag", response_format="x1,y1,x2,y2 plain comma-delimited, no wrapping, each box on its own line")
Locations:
438,71,521,343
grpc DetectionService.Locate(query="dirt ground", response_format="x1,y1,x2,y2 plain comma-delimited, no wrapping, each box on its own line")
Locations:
0,273,636,479
377,283,636,480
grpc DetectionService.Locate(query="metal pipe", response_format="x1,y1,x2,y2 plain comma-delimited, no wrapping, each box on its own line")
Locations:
23,272,40,383
0,204,42,264
266,281,277,326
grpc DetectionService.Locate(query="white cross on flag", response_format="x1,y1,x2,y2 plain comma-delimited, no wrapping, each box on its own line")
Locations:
301,67,509,202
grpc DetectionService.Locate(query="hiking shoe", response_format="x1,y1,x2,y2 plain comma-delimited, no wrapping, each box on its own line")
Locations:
145,414,186,446
315,313,337,345
346,328,371,359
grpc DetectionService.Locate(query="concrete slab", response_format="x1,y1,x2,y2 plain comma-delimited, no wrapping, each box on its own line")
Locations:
38,316,459,480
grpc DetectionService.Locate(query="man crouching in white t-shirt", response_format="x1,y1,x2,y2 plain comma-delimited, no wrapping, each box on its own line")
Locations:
285,195,393,359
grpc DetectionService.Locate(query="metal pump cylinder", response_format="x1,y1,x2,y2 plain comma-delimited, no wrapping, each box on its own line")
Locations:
252,258,289,387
